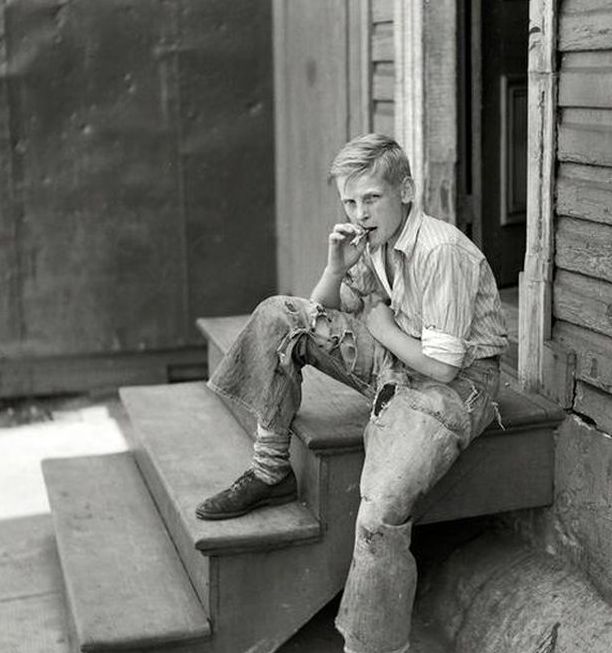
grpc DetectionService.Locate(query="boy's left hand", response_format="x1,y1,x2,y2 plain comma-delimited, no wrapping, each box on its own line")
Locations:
366,301,398,344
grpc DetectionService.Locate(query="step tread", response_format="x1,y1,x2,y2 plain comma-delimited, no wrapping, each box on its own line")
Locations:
198,315,565,451
42,452,211,651
120,382,321,555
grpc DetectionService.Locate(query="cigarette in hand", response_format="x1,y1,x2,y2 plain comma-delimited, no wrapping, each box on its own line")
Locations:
351,226,375,246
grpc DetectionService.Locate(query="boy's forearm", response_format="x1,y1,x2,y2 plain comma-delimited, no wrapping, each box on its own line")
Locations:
375,321,459,383
310,266,344,309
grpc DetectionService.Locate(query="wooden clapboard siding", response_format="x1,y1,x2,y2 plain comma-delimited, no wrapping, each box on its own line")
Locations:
555,216,612,284
558,109,612,167
371,0,393,23
371,1,394,137
556,163,612,226
574,381,612,434
554,320,612,394
559,52,612,109
373,101,394,136
559,0,612,52
371,21,393,62
553,270,612,340
372,62,394,101
551,0,612,430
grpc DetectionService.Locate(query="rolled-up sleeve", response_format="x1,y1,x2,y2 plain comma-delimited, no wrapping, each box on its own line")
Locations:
420,244,481,367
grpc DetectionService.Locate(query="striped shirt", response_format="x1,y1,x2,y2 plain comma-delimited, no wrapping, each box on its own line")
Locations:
340,206,508,368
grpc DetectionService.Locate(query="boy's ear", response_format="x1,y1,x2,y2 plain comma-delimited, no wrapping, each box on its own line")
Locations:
400,176,415,203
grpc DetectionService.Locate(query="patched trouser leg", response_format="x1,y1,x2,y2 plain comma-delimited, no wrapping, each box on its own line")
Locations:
336,372,497,653
208,295,384,470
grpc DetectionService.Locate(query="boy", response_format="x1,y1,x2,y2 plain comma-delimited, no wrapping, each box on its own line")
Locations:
196,134,507,653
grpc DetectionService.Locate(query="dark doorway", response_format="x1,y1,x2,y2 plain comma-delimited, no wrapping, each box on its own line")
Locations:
458,0,529,288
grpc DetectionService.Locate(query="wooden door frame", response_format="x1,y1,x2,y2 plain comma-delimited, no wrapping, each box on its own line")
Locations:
394,0,458,224
518,0,557,392
394,0,557,393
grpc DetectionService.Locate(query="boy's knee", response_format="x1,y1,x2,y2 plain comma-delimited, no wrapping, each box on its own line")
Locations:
357,495,412,531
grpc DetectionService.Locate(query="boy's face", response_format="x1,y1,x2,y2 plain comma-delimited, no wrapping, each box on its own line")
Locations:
335,170,413,250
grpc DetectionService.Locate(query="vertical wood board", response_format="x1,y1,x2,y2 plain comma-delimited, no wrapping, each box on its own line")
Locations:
274,0,350,297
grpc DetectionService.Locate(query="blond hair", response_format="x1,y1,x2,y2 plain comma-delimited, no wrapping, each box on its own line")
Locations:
329,133,412,186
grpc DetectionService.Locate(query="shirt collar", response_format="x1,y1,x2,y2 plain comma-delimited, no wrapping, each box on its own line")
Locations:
393,202,423,259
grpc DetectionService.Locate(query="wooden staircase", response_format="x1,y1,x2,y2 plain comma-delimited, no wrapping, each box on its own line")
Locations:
42,315,565,653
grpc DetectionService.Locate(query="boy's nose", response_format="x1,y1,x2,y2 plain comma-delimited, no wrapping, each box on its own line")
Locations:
356,203,369,220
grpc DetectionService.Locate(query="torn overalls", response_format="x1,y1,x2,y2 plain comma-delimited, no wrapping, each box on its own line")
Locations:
208,294,502,653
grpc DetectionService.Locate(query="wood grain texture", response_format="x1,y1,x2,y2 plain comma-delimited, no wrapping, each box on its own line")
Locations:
42,453,211,650
120,382,320,556
371,0,393,23
559,118,612,167
272,0,349,297
519,0,556,391
559,5,612,51
555,215,612,283
559,66,612,109
553,270,612,339
373,100,395,136
556,163,612,226
372,62,394,101
0,346,206,398
554,320,612,393
574,380,612,434
371,21,393,61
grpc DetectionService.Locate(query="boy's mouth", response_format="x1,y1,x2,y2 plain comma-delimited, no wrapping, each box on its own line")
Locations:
351,226,376,246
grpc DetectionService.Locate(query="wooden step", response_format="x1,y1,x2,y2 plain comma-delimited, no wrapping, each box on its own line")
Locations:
120,383,360,652
198,314,565,522
42,452,210,653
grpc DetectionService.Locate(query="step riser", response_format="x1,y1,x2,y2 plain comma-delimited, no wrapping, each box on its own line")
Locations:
208,454,364,652
130,444,211,615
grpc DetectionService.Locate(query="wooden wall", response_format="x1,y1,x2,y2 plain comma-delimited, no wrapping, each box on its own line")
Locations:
552,0,612,433
0,0,275,396
371,0,394,136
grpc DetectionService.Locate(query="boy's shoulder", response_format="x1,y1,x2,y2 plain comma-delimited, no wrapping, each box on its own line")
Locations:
415,213,485,262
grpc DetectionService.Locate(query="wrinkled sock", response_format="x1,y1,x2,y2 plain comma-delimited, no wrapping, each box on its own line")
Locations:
252,424,291,485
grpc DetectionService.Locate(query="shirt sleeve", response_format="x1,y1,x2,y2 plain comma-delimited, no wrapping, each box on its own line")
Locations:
419,244,482,367
339,257,380,314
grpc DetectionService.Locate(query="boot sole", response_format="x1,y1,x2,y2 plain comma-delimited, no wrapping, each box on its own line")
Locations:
195,490,298,521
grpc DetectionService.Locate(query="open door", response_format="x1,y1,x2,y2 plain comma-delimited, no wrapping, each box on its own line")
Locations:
461,0,529,288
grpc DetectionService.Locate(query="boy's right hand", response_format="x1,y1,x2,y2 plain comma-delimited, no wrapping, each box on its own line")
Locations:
326,223,367,276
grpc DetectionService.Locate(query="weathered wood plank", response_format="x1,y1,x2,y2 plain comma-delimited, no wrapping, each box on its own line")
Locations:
348,0,371,136
373,100,394,136
555,320,612,394
541,340,576,409
0,347,206,399
555,215,612,283
273,0,349,297
120,383,320,556
574,381,612,434
372,62,394,101
553,270,612,339
556,163,612,226
519,0,556,391
559,68,612,108
43,453,211,650
558,120,612,167
371,0,393,23
559,8,612,51
371,21,393,61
